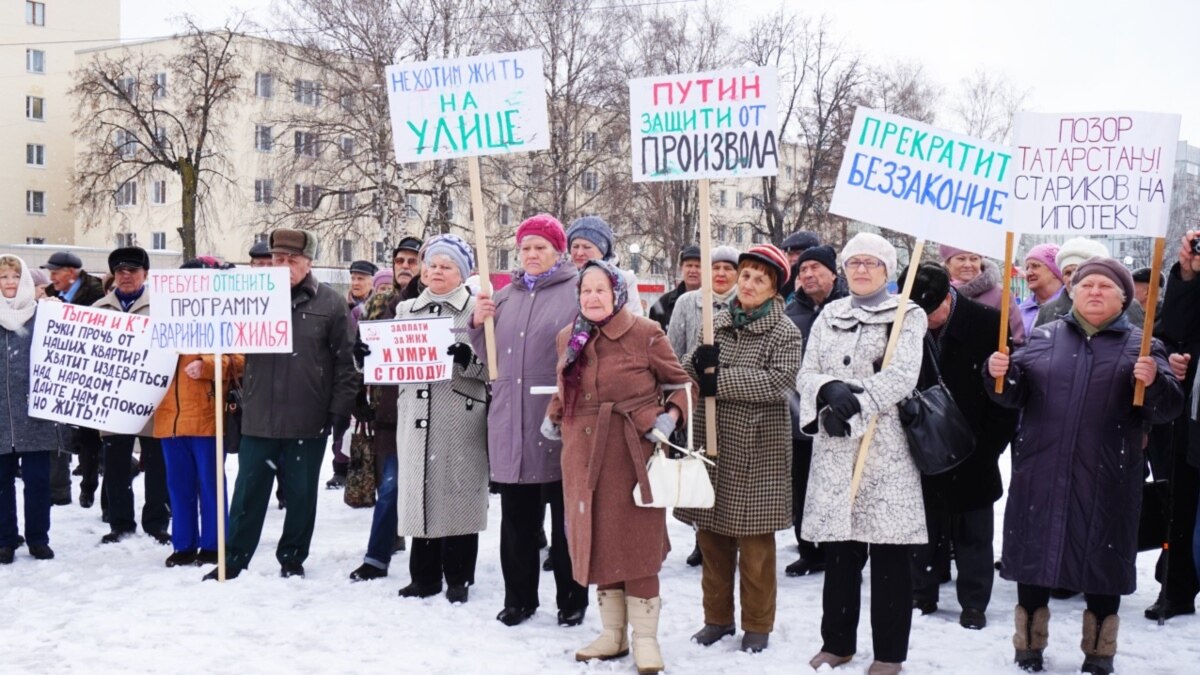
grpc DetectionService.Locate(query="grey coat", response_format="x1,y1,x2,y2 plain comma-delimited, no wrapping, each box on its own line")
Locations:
394,287,490,538
241,273,358,439
666,288,736,360
469,262,578,484
1,316,61,454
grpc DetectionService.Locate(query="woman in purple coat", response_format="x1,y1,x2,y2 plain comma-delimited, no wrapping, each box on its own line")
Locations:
469,214,588,628
986,258,1183,675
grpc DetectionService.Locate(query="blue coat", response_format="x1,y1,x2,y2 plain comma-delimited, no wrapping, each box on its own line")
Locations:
986,313,1183,595
1,317,62,454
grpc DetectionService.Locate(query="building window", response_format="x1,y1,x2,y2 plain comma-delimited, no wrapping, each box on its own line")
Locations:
255,72,274,98
26,49,45,73
445,198,455,219
26,237,45,245
254,179,274,205
115,233,137,247
752,231,765,244
152,73,168,99
339,239,353,263
785,165,794,180
294,79,320,106
337,192,356,212
374,242,387,263
716,225,727,241
115,181,137,207
116,76,136,101
294,183,318,210
152,180,167,205
581,171,598,192
26,96,45,121
499,203,511,226
735,191,745,209
114,130,137,159
650,258,665,275
339,90,356,112
254,232,269,244
718,189,727,207
498,249,510,270
582,131,597,151
751,196,763,210
153,126,167,150
25,1,45,26
294,131,318,158
254,124,273,152
406,193,420,213
25,190,45,215
152,232,167,250
337,136,355,159
26,143,45,166
734,226,744,244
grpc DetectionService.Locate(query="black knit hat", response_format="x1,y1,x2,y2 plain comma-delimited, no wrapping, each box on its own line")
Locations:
796,245,837,275
1131,266,1164,287
901,262,951,314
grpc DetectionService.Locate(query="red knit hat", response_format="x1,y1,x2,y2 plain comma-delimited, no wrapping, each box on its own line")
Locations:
516,214,567,252
739,243,791,291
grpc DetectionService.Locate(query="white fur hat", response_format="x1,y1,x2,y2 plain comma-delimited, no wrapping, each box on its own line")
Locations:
1055,237,1110,273
839,232,898,277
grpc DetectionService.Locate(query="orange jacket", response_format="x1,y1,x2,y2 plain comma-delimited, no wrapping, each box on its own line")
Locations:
153,354,245,439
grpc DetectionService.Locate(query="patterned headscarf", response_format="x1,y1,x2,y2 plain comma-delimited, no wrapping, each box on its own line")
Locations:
561,260,628,415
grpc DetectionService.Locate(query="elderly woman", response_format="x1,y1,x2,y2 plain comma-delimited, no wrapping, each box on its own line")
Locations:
544,260,694,673
798,233,928,675
0,255,61,563
667,245,740,359
939,244,1024,345
470,214,588,627
986,257,1182,675
675,244,802,654
566,216,644,317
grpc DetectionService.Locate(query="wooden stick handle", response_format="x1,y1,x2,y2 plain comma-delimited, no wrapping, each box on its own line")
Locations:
214,354,227,582
697,179,718,457
850,240,925,504
995,231,1015,394
467,156,499,381
1134,237,1167,407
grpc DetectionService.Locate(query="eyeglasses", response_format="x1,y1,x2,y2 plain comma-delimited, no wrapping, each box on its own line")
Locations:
843,258,883,271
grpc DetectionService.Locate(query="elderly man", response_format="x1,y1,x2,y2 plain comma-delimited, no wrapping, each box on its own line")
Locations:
248,241,272,268
40,252,106,507
92,247,171,545
649,245,702,331
207,228,358,580
347,260,378,309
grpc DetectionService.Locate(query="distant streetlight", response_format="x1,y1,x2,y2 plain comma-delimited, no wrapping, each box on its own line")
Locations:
1123,255,1135,267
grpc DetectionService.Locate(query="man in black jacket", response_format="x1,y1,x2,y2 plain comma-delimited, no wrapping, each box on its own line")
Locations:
907,264,1018,630
208,228,358,580
649,245,701,331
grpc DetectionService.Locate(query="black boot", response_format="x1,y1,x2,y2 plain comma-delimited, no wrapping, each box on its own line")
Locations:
686,543,703,567
349,563,388,581
398,581,442,598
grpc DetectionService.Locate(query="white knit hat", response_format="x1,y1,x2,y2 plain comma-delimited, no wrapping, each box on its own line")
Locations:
839,232,898,277
1055,237,1110,272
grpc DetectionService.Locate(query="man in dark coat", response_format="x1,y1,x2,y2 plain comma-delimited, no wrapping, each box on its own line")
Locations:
906,264,1018,629
208,228,358,580
649,245,701,331
41,251,106,507
783,245,846,576
1146,233,1200,621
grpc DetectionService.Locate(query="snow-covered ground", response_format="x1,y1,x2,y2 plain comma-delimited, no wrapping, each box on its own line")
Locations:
2,449,1198,674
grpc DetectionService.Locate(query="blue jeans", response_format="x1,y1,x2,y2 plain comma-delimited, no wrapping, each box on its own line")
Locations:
0,451,51,548
162,437,227,553
363,454,398,569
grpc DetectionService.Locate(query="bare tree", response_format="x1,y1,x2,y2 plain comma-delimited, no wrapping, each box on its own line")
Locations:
865,61,940,124
949,69,1029,143
71,18,244,260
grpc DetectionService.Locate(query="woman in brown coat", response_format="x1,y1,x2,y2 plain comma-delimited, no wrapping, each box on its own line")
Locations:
546,260,694,675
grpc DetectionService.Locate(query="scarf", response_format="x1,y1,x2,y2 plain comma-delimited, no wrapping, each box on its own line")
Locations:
1071,307,1119,337
0,255,36,335
713,286,737,309
951,260,1001,301
114,285,145,312
730,297,774,329
518,257,566,291
562,260,628,416
850,284,890,309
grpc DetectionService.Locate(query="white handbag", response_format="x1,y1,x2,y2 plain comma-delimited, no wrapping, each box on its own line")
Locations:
634,386,715,509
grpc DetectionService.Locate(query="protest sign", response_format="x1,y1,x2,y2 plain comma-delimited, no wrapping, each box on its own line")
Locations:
145,267,292,354
28,301,176,434
1010,111,1181,237
360,317,456,385
629,66,779,182
830,107,1011,256
386,49,550,163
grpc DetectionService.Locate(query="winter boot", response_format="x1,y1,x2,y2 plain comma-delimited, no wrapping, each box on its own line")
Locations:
809,652,853,669
1012,605,1049,672
1080,611,1118,675
867,662,902,675
627,596,664,674
575,589,628,662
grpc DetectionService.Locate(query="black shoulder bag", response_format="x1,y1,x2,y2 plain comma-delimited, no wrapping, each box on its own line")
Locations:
897,340,976,475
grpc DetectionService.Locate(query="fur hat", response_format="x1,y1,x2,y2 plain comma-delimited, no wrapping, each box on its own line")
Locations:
516,214,567,252
797,245,838,276
566,216,615,260
1073,257,1135,312
269,228,317,259
739,243,791,292
1023,243,1062,281
1055,238,1110,273
712,245,740,267
839,232,898,277
903,263,952,314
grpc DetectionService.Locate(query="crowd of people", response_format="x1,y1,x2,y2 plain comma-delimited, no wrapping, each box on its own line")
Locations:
2,215,1199,675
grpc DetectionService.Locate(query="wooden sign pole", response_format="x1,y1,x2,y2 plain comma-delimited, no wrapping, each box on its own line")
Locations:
214,354,227,582
1134,236,1167,407
850,239,925,504
466,156,499,381
697,179,718,457
995,231,1016,394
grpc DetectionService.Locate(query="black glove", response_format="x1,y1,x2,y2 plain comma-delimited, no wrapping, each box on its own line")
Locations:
692,344,720,397
354,389,375,424
818,381,863,423
353,336,371,369
323,413,351,438
820,408,852,437
447,342,473,368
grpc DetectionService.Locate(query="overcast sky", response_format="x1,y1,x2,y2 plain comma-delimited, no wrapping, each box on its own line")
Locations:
121,0,1200,141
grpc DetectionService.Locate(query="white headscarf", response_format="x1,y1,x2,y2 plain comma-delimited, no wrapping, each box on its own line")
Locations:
0,254,37,335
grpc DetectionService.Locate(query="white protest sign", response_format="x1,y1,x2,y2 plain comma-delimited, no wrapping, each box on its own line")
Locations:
629,66,779,182
1009,111,1181,237
146,267,292,353
359,317,456,384
386,49,550,163
28,301,176,433
830,107,1011,256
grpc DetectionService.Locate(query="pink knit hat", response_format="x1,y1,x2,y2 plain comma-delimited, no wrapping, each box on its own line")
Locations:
1023,243,1062,281
516,214,567,252
938,244,976,262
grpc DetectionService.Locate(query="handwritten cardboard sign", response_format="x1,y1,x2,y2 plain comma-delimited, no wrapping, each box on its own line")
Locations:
386,49,550,163
629,66,779,182
1009,111,1181,237
28,301,177,433
359,317,456,384
830,107,1011,256
146,268,292,354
